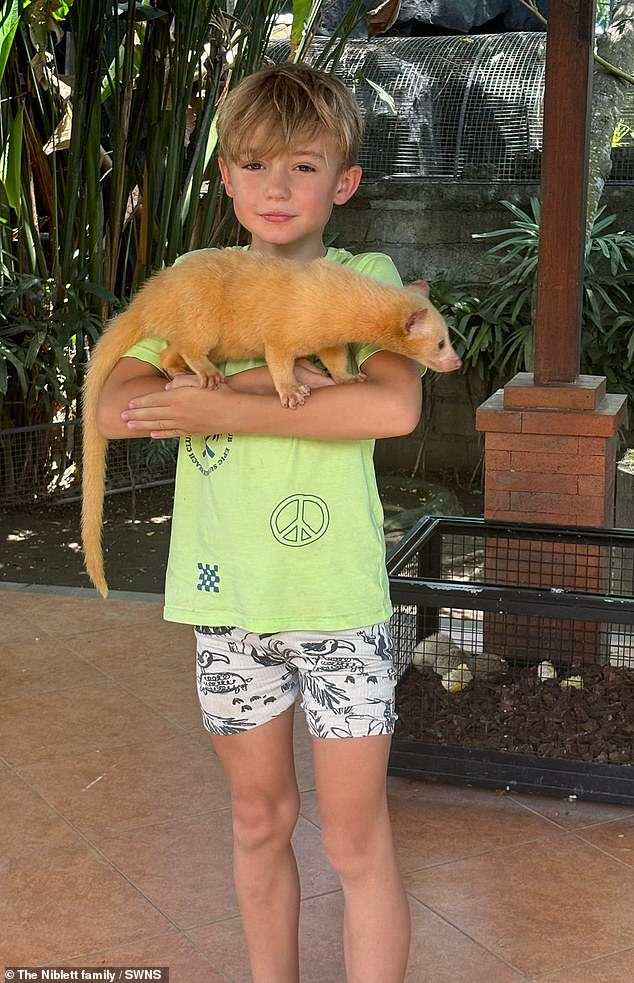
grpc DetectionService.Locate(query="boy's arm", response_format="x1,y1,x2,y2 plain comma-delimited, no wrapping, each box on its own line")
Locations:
119,350,422,441
95,358,168,439
95,357,334,438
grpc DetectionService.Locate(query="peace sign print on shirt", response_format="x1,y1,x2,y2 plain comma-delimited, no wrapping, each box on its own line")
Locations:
270,494,330,547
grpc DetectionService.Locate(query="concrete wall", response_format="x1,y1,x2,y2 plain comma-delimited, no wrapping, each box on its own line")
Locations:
326,180,634,476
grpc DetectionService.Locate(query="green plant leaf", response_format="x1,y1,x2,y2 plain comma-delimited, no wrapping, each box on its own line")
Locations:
52,1,75,20
0,103,24,215
353,72,397,113
0,0,21,86
0,342,28,395
116,2,167,19
24,327,47,369
594,283,619,313
291,0,312,51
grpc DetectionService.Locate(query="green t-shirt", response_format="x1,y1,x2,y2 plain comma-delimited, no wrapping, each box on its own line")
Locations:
125,246,404,631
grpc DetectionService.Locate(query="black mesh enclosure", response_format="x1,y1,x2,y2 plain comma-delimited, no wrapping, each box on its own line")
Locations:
387,516,634,803
269,32,634,182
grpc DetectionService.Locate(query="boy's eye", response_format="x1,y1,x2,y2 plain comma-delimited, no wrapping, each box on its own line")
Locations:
295,164,317,173
243,161,263,171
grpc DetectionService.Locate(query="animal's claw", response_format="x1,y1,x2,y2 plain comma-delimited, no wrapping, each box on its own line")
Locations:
279,385,311,409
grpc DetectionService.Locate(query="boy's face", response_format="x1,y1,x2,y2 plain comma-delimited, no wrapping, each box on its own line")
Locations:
218,131,362,261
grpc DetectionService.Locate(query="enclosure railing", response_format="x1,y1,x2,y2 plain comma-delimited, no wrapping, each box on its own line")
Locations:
0,420,177,510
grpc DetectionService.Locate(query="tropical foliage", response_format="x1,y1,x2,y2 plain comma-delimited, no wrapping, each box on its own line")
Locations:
429,197,634,407
0,0,366,428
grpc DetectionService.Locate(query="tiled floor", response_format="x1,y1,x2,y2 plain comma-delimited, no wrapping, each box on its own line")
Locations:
3,585,634,981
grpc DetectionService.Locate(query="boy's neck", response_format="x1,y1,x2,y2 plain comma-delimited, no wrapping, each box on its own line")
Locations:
247,237,328,263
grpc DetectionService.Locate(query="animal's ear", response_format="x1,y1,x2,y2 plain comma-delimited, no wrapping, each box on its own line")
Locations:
404,310,429,337
410,278,430,298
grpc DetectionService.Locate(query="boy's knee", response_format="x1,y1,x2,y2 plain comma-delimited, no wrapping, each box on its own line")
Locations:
232,790,300,852
321,810,393,878
320,824,371,877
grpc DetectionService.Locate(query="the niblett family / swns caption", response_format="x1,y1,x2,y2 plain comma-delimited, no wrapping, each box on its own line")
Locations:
4,971,169,982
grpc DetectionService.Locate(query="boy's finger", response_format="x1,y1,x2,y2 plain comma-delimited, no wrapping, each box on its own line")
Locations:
165,375,202,390
125,416,174,431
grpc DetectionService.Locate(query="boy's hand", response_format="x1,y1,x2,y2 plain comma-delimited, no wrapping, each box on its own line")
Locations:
123,382,241,438
121,360,334,439
294,358,335,390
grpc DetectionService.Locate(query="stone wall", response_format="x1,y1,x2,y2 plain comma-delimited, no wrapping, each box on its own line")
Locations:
326,180,633,476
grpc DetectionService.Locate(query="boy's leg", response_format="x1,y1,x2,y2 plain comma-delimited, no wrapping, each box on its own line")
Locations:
312,733,410,983
211,705,301,983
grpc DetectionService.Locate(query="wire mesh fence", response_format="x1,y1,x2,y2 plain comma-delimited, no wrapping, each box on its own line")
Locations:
0,420,177,510
269,32,634,182
387,517,634,800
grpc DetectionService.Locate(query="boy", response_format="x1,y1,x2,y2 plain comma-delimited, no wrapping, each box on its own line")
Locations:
96,63,419,982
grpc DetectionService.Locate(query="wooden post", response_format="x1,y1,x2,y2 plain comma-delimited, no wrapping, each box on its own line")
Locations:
476,0,627,541
475,0,628,666
533,0,595,385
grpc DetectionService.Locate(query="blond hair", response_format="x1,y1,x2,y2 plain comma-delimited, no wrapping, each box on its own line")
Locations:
217,62,363,167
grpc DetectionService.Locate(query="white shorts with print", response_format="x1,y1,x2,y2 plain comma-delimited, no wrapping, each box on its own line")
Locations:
194,622,398,739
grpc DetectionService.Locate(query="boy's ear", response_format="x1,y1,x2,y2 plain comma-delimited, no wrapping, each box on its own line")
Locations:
333,164,362,205
218,157,234,198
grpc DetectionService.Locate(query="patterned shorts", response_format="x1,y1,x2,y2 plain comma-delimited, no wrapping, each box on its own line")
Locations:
193,622,398,739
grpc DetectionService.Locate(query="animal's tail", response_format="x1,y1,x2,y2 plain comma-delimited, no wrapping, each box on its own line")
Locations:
80,311,145,598
81,377,110,598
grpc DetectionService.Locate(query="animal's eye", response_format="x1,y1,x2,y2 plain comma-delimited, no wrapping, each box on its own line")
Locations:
438,339,446,350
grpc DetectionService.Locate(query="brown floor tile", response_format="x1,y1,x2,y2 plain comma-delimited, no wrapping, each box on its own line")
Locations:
117,666,203,732
96,810,338,931
301,778,561,873
0,768,78,860
406,895,524,982
66,618,194,680
387,779,563,872
1,630,109,701
5,591,634,980
186,916,251,983
0,840,170,966
188,890,526,983
405,834,634,977
575,815,634,867
293,815,340,899
4,591,161,637
534,946,634,981
63,926,230,983
512,791,634,830
0,591,66,642
0,679,182,766
91,811,238,930
293,710,316,792
298,892,346,982
299,789,321,826
18,733,230,838
187,892,346,983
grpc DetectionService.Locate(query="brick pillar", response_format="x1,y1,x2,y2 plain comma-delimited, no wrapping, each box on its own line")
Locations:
475,373,627,665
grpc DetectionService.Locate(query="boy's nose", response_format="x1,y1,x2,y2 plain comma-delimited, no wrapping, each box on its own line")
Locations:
264,166,291,199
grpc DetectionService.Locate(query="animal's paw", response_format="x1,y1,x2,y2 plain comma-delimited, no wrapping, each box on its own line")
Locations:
199,370,225,390
331,371,366,385
279,384,311,409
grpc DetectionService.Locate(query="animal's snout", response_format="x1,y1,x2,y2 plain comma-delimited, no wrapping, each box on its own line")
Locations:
429,347,462,373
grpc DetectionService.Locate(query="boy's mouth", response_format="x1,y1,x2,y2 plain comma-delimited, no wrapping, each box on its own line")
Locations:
261,212,295,222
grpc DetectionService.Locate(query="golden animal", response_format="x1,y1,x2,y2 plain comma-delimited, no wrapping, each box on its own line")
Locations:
82,249,461,597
